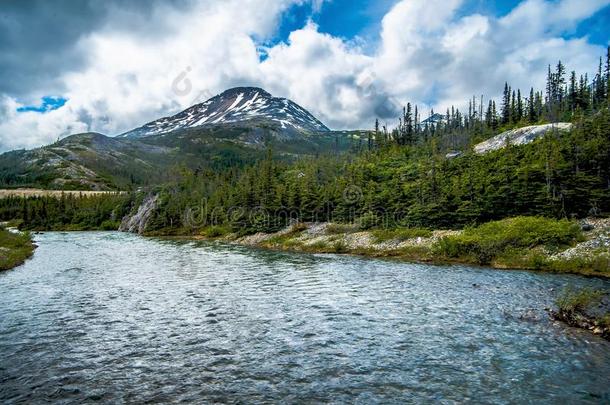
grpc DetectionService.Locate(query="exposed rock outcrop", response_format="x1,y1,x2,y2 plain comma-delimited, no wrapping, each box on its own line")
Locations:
549,218,610,261
474,123,572,154
119,194,158,234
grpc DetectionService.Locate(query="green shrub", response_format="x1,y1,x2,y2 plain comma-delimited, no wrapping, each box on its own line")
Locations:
0,228,35,270
100,220,120,230
435,216,582,265
286,222,308,236
356,212,381,230
557,287,604,313
547,255,610,275
307,240,331,252
332,239,349,253
372,227,433,243
601,314,610,328
326,223,356,235
201,225,230,238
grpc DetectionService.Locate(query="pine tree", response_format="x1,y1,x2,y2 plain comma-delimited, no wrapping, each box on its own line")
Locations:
578,74,590,112
606,45,610,103
414,105,419,135
569,70,577,113
517,89,523,122
374,118,380,146
556,60,566,107
528,87,537,123
510,90,519,123
535,91,543,119
485,100,493,127
546,65,553,105
595,57,605,108
405,103,414,145
501,82,511,124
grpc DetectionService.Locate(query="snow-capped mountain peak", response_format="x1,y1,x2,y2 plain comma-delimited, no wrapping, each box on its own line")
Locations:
120,87,330,138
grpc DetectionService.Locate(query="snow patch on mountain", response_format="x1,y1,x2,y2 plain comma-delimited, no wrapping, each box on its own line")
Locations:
120,87,330,138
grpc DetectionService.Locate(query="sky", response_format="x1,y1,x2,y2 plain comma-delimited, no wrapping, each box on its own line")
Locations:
0,0,608,151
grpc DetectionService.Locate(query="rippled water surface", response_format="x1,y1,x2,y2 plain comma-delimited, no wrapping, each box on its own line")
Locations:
1,232,610,403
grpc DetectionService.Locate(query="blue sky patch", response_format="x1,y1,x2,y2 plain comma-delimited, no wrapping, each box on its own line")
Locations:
17,96,67,113
572,5,610,46
314,0,396,41
267,0,396,52
269,0,609,51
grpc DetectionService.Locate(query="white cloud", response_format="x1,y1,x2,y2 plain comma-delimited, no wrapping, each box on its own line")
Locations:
0,0,608,151
260,22,376,129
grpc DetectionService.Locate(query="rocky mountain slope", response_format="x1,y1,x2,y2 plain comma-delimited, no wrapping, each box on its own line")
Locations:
120,87,330,139
0,133,173,190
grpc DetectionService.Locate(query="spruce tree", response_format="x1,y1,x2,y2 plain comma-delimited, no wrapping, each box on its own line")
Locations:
510,90,519,123
528,87,536,123
405,103,414,145
501,82,511,124
595,57,605,108
517,89,523,122
606,45,610,103
569,71,577,113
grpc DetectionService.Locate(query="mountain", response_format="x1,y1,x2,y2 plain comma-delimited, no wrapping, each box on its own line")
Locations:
119,87,330,139
0,87,356,190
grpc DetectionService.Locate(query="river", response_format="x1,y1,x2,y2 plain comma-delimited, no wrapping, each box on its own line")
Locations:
1,232,609,403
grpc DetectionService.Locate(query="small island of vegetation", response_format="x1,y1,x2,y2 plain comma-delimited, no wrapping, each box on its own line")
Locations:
0,225,36,270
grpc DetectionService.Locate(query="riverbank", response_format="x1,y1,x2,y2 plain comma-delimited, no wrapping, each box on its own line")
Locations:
187,216,610,278
0,227,36,270
551,288,610,340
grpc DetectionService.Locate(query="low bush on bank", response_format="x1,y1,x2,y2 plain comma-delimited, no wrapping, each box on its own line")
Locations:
435,216,582,265
282,222,308,237
326,223,357,235
200,225,231,238
332,239,349,253
100,220,121,230
0,227,35,270
557,287,604,313
372,228,433,243
546,254,610,275
554,287,610,337
356,212,382,230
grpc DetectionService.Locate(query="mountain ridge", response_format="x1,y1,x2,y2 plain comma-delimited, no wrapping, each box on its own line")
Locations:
119,87,330,139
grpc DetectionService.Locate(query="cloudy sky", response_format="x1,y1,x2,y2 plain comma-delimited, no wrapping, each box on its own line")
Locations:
0,0,608,151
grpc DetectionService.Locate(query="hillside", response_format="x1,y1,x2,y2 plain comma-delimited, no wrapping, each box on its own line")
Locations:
0,133,173,190
0,124,355,191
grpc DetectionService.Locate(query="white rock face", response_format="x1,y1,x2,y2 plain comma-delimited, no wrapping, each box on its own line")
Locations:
473,123,572,154
119,194,158,234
